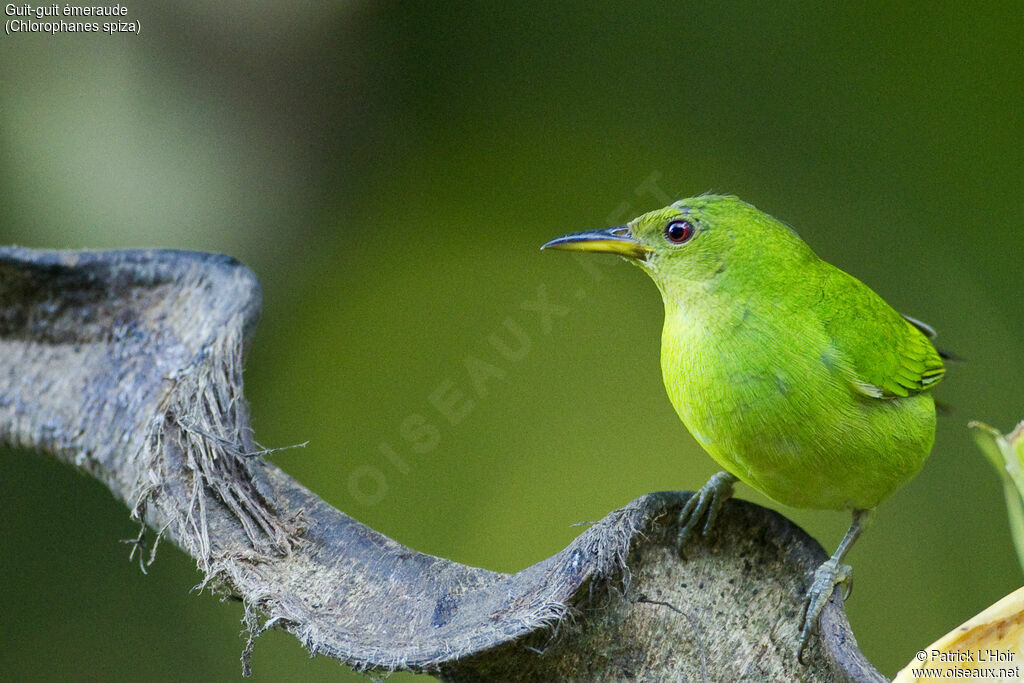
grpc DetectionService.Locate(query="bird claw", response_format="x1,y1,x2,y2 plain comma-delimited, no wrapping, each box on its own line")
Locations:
797,558,853,662
676,471,736,549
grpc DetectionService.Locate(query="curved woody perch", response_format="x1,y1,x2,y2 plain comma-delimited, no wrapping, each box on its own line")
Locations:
0,247,885,680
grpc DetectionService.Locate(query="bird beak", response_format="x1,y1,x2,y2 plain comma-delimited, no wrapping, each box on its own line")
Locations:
540,226,652,260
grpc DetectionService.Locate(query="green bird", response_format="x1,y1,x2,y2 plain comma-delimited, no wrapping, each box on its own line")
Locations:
542,194,945,657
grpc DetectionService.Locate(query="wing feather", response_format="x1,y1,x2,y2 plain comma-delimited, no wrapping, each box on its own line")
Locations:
814,269,945,400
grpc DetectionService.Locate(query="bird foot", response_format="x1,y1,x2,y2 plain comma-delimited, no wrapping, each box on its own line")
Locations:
676,471,737,549
797,557,852,662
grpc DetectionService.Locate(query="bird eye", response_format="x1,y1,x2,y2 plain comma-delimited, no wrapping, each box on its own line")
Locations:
664,220,694,244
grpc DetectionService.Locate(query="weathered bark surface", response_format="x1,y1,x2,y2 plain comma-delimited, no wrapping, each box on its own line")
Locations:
0,247,886,680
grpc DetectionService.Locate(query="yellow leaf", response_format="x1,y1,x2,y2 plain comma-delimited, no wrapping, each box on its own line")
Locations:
894,585,1024,681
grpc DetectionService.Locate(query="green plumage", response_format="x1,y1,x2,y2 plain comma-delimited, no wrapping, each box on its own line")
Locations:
639,196,943,510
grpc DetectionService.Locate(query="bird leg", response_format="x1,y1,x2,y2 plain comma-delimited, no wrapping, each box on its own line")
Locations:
676,471,738,549
798,508,873,662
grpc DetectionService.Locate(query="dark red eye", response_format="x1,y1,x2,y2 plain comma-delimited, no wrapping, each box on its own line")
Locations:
665,220,694,244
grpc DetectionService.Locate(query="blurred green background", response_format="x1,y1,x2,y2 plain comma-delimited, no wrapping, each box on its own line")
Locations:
1,2,1021,680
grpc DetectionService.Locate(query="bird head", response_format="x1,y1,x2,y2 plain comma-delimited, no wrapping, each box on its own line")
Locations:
542,195,811,298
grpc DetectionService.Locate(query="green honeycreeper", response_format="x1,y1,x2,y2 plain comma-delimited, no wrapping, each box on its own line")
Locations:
542,194,945,658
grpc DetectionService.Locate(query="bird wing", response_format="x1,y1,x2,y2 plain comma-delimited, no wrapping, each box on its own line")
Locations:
813,270,946,399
